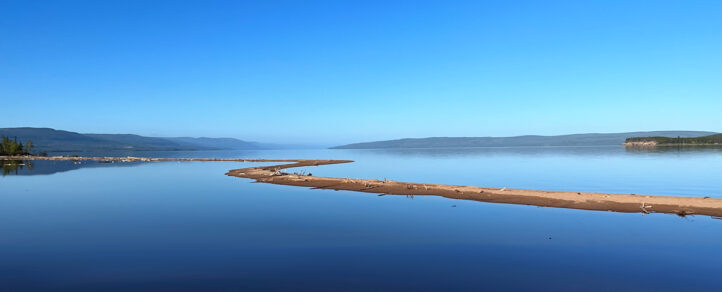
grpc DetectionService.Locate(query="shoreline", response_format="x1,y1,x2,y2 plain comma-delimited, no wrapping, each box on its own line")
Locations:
224,160,722,218
0,155,302,163
623,142,721,147
3,155,721,218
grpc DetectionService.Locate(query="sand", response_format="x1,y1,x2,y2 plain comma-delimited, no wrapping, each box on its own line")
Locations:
224,159,722,218
3,155,721,217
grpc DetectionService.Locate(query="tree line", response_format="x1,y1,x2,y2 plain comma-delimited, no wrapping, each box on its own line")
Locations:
625,133,722,145
0,136,34,155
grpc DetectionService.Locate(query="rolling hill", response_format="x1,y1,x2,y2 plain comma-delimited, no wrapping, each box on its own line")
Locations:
0,127,263,153
331,131,718,149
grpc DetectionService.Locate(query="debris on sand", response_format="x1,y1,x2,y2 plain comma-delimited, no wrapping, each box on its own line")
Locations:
5,155,721,218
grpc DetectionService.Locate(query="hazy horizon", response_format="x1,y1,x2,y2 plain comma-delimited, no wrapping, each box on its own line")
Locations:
1,126,719,147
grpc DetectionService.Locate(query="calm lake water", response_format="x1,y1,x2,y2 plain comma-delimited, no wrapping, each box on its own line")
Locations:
1,146,721,291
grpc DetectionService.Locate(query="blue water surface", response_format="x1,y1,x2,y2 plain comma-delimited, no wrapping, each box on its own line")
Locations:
1,146,720,291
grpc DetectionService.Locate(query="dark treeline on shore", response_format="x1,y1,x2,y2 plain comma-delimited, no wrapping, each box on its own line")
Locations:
0,136,35,156
625,133,722,145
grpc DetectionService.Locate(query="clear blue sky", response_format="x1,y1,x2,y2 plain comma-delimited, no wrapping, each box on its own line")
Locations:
1,0,720,144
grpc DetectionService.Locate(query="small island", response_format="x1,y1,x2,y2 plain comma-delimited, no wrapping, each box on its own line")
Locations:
623,133,722,147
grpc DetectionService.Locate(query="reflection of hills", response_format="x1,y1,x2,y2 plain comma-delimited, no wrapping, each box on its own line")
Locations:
1,160,147,176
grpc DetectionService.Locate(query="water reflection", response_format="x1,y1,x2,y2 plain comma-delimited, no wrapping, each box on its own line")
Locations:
624,145,722,154
1,160,34,176
1,150,721,291
0,160,146,176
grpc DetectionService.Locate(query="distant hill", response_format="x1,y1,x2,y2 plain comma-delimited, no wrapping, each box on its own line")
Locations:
85,134,193,150
624,133,722,146
0,127,263,153
331,131,718,149
164,137,260,150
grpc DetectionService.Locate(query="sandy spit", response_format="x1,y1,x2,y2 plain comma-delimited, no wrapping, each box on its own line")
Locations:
224,159,722,218
4,156,720,217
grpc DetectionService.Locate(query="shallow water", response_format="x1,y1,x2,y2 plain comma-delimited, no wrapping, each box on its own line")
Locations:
1,146,721,291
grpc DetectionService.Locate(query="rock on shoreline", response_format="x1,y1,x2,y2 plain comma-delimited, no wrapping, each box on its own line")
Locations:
623,141,657,147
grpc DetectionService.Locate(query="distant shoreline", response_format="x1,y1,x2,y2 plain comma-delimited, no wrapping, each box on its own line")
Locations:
623,141,721,147
332,131,718,149
624,133,722,147
4,155,718,218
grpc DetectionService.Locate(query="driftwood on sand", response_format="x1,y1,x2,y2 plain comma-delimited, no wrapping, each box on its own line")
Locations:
3,155,721,218
223,159,722,218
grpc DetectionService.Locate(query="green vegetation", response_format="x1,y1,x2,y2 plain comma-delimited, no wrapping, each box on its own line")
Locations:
625,134,722,146
0,136,34,155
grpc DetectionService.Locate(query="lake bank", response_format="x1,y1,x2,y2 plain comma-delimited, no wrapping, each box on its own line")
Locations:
623,133,722,147
6,155,715,218
226,159,722,218
623,141,721,147
0,155,302,163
